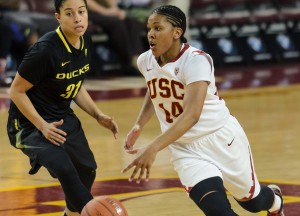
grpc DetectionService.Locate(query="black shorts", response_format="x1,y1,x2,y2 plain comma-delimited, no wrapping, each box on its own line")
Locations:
7,112,97,175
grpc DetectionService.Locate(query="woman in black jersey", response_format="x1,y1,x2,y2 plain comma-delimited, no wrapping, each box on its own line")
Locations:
7,0,119,215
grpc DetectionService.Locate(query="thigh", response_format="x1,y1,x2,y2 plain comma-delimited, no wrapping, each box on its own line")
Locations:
7,116,55,174
207,116,261,200
169,116,261,199
61,113,97,170
169,143,223,189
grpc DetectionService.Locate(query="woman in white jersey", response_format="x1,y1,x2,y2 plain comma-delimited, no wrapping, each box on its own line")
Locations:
122,5,284,216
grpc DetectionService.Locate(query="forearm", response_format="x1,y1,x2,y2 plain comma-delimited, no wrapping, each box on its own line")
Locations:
150,111,198,152
74,86,103,120
135,91,155,128
9,91,47,130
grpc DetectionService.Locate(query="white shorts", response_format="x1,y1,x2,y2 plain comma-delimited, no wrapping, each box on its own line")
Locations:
169,115,261,200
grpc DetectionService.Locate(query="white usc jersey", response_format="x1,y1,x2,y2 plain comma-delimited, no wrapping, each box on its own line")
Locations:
137,44,230,144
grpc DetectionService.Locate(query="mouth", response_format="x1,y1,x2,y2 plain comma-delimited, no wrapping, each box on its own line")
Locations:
149,41,156,49
75,25,85,31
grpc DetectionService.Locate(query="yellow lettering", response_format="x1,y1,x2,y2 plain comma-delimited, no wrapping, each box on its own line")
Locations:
56,64,90,80
56,73,66,79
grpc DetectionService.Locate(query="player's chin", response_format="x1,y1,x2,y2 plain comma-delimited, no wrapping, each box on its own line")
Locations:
74,27,87,36
151,50,161,58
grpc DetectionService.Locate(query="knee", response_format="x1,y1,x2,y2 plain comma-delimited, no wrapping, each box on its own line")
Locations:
237,198,263,213
52,162,77,179
189,177,237,216
77,165,96,190
236,186,274,213
38,147,77,178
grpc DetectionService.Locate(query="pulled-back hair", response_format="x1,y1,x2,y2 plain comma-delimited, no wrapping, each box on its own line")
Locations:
151,5,187,43
54,0,87,13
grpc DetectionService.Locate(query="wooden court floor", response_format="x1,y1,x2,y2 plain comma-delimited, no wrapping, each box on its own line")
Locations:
0,75,300,216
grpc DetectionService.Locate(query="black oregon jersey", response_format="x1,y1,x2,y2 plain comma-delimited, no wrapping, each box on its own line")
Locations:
9,27,93,120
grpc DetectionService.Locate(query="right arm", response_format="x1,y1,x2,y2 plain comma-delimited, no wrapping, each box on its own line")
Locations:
125,90,155,150
9,73,67,145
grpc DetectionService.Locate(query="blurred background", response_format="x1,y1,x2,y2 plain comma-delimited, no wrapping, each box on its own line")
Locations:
1,0,300,84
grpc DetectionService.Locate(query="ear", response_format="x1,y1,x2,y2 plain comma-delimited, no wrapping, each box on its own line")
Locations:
174,27,183,40
55,13,61,24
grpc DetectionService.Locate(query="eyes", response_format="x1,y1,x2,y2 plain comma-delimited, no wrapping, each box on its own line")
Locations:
147,26,162,32
65,9,86,17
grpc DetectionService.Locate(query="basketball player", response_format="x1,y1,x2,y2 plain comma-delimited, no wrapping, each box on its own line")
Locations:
6,0,119,216
122,5,284,216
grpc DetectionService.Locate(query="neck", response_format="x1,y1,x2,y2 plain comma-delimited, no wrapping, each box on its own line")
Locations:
159,42,183,66
61,29,81,49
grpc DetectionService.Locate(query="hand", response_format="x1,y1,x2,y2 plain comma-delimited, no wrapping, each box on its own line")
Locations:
97,113,119,139
40,119,67,146
124,124,141,150
122,146,157,183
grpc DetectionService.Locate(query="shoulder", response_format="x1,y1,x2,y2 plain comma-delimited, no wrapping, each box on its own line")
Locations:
137,50,152,68
32,31,59,54
137,50,152,62
185,45,208,58
22,32,60,65
184,45,213,67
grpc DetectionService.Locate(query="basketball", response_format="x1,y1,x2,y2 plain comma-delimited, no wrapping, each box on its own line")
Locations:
81,195,128,216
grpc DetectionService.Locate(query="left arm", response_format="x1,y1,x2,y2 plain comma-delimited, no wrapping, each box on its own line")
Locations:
74,86,119,139
122,81,208,182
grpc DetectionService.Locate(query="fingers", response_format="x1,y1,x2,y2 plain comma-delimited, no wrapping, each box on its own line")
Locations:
121,161,150,183
43,120,67,145
53,119,64,127
49,138,61,146
111,122,119,139
99,115,119,139
124,141,133,150
53,131,66,143
125,149,138,154
124,125,141,150
121,163,134,174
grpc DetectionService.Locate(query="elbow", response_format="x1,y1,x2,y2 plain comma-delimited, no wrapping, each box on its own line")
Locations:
8,88,14,100
8,87,21,103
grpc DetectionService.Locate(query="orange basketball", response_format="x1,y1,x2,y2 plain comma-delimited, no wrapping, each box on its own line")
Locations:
81,195,128,216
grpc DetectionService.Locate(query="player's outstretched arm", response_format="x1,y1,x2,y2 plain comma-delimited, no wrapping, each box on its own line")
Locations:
74,86,119,139
122,81,208,183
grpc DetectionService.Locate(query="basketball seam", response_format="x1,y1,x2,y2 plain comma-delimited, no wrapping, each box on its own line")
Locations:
84,206,92,216
95,199,115,216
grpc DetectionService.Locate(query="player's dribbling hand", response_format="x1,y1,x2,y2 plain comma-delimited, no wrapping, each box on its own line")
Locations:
122,146,157,184
41,119,67,146
124,124,141,150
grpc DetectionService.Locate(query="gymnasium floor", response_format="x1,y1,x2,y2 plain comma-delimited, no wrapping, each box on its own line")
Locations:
0,62,300,215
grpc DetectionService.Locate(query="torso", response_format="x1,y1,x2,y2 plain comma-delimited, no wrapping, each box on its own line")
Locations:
137,44,230,143
9,27,93,120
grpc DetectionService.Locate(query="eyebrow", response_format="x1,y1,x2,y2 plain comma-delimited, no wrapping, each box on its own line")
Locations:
149,21,161,25
64,5,86,11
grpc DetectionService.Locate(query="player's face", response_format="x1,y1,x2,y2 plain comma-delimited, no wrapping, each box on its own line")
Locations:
147,14,182,58
55,0,88,37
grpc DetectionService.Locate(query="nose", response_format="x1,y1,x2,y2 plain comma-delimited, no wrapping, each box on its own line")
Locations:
74,13,81,23
148,29,154,39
